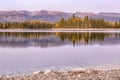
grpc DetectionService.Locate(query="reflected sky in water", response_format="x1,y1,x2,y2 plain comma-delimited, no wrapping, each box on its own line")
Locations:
0,32,120,73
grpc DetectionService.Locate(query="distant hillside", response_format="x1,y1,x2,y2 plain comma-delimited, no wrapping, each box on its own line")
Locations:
0,10,120,22
75,12,120,22
0,10,71,22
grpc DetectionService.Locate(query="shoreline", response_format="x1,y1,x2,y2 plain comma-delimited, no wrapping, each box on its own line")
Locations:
0,28,120,32
1,68,120,80
1,65,120,80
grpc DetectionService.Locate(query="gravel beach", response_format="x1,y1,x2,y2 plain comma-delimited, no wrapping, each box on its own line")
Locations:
1,69,120,80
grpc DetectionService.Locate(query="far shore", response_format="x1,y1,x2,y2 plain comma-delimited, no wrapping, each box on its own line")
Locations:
1,28,120,32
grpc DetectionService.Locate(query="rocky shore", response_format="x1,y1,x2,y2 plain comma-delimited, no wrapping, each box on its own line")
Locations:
0,69,120,80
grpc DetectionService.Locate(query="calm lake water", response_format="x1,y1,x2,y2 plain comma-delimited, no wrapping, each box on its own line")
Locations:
0,32,120,74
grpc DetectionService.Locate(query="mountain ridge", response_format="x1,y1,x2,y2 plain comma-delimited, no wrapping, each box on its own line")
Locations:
0,10,120,22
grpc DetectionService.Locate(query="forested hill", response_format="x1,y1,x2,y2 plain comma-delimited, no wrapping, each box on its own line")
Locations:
55,14,120,28
0,14,120,29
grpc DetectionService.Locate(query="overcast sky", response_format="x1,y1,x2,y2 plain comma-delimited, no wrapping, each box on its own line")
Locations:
0,0,120,13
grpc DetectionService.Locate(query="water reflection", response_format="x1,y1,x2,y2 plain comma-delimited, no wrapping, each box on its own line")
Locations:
0,32,120,47
0,32,120,74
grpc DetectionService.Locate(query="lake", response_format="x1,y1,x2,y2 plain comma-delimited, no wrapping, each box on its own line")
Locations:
0,31,120,74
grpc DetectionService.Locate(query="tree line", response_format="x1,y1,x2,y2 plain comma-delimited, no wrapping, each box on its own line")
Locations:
0,14,120,29
55,14,120,28
0,20,54,29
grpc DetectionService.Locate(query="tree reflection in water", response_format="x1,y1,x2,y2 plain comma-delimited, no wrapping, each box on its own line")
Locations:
0,32,120,47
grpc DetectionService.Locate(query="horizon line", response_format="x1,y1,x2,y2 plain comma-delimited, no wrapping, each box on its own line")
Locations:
0,9,119,14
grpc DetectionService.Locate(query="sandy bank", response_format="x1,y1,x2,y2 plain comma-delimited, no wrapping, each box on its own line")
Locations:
1,69,120,80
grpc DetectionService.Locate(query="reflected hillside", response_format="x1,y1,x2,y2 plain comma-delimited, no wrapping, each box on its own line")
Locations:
0,32,69,48
0,32,120,48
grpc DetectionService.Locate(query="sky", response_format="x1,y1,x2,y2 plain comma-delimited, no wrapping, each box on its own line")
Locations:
0,0,120,13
